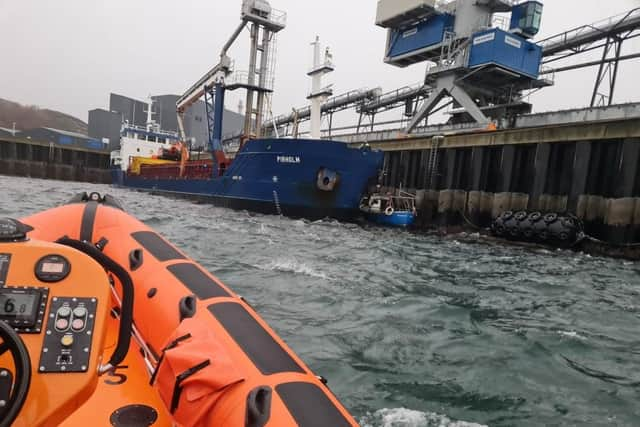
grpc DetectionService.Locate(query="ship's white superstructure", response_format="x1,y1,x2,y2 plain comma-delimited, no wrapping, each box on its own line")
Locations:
110,124,180,171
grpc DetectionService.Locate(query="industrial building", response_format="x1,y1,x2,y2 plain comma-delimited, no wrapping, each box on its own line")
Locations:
17,127,105,150
109,93,147,129
88,109,121,149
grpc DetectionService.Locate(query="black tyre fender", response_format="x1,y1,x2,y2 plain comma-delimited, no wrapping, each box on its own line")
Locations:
561,217,575,229
528,212,542,222
501,211,514,220
514,211,528,221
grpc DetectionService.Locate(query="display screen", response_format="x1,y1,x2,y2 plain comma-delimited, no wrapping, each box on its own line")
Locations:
0,292,37,317
41,262,65,274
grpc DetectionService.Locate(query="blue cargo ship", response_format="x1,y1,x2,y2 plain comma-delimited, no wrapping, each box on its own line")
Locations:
111,134,383,221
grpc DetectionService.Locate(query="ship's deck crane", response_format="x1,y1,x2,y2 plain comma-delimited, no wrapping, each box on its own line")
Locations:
175,0,286,177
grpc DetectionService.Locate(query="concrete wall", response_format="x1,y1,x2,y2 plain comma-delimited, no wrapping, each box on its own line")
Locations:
377,119,640,245
0,138,111,183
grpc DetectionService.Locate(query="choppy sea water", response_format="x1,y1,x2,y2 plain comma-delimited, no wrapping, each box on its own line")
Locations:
1,175,639,427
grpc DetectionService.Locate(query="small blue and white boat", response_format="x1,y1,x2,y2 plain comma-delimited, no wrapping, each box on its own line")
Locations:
360,192,417,227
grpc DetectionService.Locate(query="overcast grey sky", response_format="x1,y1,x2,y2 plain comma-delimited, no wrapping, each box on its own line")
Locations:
1,0,639,125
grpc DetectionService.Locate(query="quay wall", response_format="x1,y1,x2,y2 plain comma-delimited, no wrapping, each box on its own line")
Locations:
355,118,640,245
0,137,111,184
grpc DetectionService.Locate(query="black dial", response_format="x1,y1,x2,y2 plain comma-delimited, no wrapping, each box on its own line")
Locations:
35,255,71,283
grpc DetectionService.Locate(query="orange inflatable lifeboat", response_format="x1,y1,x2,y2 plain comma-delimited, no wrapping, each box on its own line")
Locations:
0,192,358,426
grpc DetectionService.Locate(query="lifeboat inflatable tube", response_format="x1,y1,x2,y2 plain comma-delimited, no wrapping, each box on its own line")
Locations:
12,192,358,427
491,210,584,247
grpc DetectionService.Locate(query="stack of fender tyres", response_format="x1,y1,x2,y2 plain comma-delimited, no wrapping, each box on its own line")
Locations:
491,210,583,247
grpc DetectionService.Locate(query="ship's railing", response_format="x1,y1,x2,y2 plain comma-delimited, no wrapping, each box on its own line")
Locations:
538,65,555,83
268,7,287,27
227,70,275,92
492,15,510,32
121,124,179,139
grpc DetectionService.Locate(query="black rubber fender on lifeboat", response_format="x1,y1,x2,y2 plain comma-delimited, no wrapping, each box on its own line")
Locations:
67,192,124,211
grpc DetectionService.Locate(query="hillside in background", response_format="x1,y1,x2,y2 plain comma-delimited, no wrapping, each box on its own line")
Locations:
0,98,87,134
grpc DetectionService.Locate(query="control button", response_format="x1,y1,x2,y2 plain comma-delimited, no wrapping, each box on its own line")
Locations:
71,318,85,331
73,307,87,318
57,307,72,318
61,335,74,348
55,318,69,331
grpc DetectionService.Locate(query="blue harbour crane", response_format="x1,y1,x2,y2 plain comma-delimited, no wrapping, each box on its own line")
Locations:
375,0,549,131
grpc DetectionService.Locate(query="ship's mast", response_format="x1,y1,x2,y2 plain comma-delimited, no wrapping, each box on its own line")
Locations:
307,37,334,140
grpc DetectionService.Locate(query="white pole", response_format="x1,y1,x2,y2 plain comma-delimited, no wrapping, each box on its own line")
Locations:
310,36,322,140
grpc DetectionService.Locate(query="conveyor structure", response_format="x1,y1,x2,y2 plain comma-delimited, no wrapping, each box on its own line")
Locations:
538,8,640,107
265,88,382,136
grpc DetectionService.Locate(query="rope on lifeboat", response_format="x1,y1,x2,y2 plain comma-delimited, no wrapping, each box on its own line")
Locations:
56,237,134,374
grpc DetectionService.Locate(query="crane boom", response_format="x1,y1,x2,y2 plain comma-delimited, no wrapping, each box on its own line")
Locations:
176,57,232,114
175,21,247,114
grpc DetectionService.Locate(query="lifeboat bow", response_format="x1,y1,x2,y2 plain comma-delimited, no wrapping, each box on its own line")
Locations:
0,192,357,427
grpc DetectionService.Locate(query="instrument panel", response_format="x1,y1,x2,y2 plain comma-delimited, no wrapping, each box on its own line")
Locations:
39,296,98,373
0,287,48,333
0,238,111,427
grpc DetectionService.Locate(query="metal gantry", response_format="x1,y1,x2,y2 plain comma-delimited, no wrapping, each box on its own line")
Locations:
538,8,640,107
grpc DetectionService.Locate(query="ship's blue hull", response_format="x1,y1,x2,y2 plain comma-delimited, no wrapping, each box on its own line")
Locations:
112,138,383,221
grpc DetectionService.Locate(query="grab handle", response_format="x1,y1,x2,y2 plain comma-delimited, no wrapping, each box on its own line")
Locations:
245,386,272,427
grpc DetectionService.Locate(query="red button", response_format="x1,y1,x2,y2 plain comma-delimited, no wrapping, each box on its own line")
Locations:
71,318,85,331
55,318,69,331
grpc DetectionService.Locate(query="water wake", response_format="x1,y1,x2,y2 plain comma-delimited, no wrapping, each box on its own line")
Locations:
254,258,332,280
360,408,487,427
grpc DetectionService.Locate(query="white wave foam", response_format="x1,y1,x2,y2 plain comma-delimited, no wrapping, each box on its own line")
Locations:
256,259,331,280
360,408,487,427
557,330,587,341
